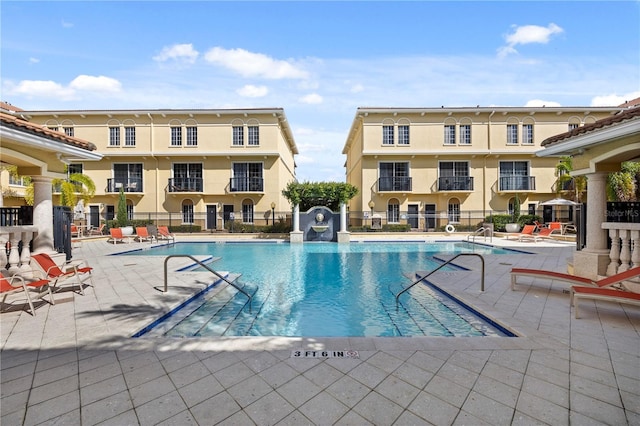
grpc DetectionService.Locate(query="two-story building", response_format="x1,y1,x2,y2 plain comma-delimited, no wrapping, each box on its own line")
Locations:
342,106,620,230
17,108,298,231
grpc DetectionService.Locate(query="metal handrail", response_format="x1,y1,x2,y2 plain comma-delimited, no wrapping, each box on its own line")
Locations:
395,253,485,307
467,227,492,242
162,254,253,311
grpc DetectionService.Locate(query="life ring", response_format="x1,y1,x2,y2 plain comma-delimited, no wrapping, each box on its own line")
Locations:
445,224,455,233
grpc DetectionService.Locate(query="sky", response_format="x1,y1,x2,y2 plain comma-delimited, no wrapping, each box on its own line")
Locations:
2,1,639,182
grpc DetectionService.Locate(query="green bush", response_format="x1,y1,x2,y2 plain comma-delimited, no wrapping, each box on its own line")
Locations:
169,224,201,233
485,214,514,232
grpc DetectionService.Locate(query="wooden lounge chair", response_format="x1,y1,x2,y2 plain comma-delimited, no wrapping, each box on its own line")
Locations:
134,227,155,243
512,265,640,291
31,253,94,296
1,271,54,316
571,286,640,318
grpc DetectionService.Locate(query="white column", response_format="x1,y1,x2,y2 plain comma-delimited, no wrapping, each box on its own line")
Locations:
619,229,631,272
340,203,347,232
31,176,55,254
293,204,300,232
584,172,609,252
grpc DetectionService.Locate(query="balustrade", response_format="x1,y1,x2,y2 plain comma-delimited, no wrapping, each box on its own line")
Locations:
601,223,640,282
0,226,39,276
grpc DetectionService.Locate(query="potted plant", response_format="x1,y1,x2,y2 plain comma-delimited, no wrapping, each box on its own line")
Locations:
505,194,521,233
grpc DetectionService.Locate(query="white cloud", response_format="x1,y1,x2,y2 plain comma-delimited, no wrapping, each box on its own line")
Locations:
237,84,268,98
350,83,364,93
29,57,40,64
591,91,640,107
300,93,323,104
204,47,309,79
8,80,75,100
524,99,562,107
498,23,564,57
61,20,73,28
153,43,199,64
70,75,122,93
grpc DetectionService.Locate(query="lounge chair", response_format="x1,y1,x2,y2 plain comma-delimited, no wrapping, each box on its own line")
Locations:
1,271,54,316
157,226,175,242
571,286,640,318
512,265,640,291
516,224,537,241
134,227,155,243
108,228,127,244
521,227,560,242
31,253,94,296
70,224,81,238
89,224,105,236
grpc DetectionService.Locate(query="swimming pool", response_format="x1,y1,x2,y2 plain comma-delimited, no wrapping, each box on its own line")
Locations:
127,241,521,338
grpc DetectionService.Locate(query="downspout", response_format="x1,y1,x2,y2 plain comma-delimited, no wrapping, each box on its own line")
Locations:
484,110,495,217
147,113,159,214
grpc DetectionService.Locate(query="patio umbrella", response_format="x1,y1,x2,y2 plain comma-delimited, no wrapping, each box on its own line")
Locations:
540,198,578,221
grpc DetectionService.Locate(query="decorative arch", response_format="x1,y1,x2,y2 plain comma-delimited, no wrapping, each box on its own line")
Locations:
246,118,260,126
231,118,245,126
448,197,460,223
44,120,60,131
185,118,198,126
443,117,457,125
122,119,136,127
382,118,395,126
506,116,520,125
397,117,411,126
241,198,254,223
106,118,121,127
168,119,182,127
522,116,536,125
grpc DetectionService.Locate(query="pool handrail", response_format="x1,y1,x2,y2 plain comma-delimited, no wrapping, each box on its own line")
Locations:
467,226,493,243
395,253,485,308
162,254,253,311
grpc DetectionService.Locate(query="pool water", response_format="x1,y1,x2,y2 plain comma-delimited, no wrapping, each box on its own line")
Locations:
127,242,520,337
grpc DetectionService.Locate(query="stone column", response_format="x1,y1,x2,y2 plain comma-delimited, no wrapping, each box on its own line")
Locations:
31,176,55,254
337,203,350,243
290,204,303,243
572,172,610,279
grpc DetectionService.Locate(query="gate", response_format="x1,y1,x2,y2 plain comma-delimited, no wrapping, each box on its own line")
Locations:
53,206,72,261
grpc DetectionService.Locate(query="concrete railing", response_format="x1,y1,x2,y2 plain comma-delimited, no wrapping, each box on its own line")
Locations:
0,226,39,275
601,223,640,279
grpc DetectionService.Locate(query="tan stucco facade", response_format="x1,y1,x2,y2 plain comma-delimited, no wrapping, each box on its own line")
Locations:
343,106,620,224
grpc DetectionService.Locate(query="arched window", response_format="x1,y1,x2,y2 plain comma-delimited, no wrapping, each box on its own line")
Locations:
182,199,194,224
242,199,254,223
448,198,460,223
388,198,400,223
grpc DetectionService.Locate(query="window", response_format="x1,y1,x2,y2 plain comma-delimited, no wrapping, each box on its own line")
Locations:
68,163,83,175
248,126,259,146
172,163,203,191
444,125,456,145
242,200,254,223
379,162,411,191
382,125,394,145
182,200,194,224
64,127,74,137
439,162,471,191
231,163,263,191
448,198,461,223
398,125,410,145
186,126,198,146
387,199,400,223
460,124,471,144
171,126,182,146
8,175,26,186
109,127,120,146
113,163,143,192
233,126,244,146
499,161,532,191
122,127,135,146
523,124,534,144
568,123,579,131
507,124,518,144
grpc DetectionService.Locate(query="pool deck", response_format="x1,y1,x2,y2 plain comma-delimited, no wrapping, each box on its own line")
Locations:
1,234,638,425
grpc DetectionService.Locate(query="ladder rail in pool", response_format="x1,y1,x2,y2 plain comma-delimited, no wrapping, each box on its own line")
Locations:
395,253,485,308
467,226,493,243
162,254,254,312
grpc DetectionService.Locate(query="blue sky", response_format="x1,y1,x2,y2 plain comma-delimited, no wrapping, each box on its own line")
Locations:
2,1,639,182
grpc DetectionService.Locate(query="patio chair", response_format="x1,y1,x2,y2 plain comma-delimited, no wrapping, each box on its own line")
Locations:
571,285,640,318
108,228,127,244
1,271,54,316
157,226,175,242
70,224,81,238
31,253,94,296
89,224,105,236
516,224,537,241
511,265,640,291
134,227,155,243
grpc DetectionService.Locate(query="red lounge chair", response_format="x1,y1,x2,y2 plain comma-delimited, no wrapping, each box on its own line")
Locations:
109,228,127,244
31,253,94,296
511,265,640,291
1,271,54,316
157,226,175,242
516,224,537,241
135,227,154,243
571,286,640,318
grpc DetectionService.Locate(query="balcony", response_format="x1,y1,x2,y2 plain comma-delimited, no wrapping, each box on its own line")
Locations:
107,178,143,193
438,176,474,192
167,177,203,192
229,177,264,193
498,176,536,192
377,177,412,192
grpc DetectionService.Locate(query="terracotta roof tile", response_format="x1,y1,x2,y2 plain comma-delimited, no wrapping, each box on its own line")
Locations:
541,106,640,147
0,111,97,151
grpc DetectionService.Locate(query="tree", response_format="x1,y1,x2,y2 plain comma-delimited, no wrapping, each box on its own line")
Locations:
116,187,128,227
555,156,587,202
607,161,640,201
282,181,358,211
52,173,96,208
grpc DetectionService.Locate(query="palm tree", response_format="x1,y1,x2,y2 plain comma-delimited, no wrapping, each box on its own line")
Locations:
52,173,96,208
555,156,586,202
607,161,640,201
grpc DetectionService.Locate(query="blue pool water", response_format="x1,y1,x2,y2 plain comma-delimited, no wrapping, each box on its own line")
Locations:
126,241,521,337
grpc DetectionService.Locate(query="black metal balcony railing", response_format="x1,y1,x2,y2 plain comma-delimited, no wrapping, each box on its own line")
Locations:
499,176,536,191
107,178,143,193
377,177,412,192
229,177,264,192
438,176,474,191
168,177,203,192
